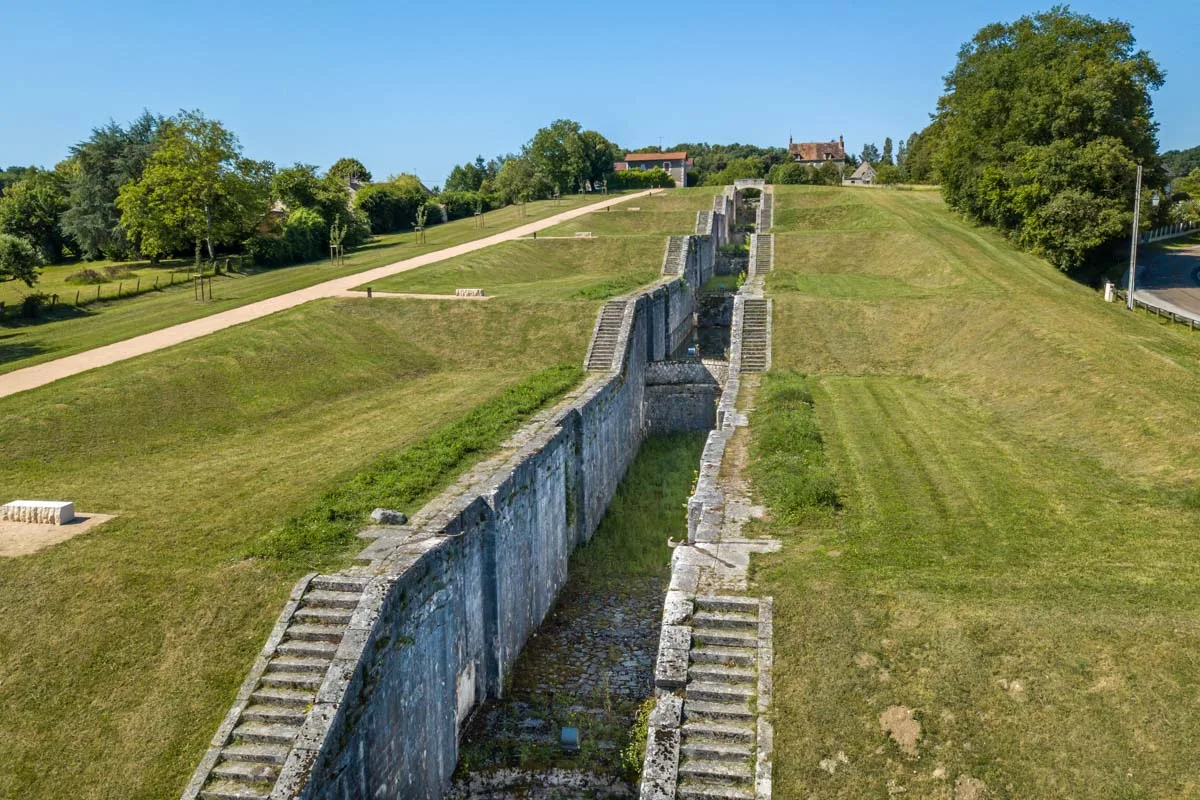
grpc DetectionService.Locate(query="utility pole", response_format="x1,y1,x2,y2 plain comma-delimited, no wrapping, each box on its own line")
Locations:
1127,163,1143,311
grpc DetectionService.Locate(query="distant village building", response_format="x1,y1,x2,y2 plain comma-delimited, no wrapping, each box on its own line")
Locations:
613,151,693,186
788,136,846,166
843,161,877,186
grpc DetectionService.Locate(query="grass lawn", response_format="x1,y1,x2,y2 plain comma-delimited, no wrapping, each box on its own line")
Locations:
540,187,716,238
0,193,615,376
0,295,601,800
0,256,197,306
755,186,1200,798
362,236,665,301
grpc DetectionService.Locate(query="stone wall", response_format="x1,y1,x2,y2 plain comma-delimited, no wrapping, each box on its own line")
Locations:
287,230,722,800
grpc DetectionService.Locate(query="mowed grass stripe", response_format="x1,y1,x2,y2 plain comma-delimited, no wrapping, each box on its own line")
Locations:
756,185,1200,798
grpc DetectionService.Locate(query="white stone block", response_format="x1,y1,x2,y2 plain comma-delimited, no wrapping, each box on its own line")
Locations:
2,500,75,525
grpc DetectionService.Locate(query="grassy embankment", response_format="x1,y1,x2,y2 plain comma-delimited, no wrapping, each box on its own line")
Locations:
0,187,715,800
753,185,1200,799
0,193,614,375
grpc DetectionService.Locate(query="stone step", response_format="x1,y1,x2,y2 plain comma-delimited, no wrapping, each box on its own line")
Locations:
199,780,270,800
240,703,307,725
286,624,344,643
276,639,338,658
684,700,755,722
292,606,353,624
677,781,753,800
232,721,300,745
692,611,758,631
688,663,756,684
269,655,330,674
210,760,278,783
310,575,370,593
260,671,323,690
682,720,755,742
687,681,754,704
690,646,756,666
302,589,361,609
692,628,757,648
695,596,760,614
251,686,315,708
681,739,753,762
678,758,754,783
221,742,291,765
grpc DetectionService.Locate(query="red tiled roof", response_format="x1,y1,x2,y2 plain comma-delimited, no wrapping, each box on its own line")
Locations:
789,140,845,161
623,151,688,162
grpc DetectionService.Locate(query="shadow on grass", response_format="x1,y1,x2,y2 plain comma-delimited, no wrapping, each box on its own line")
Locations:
0,332,47,365
0,303,96,330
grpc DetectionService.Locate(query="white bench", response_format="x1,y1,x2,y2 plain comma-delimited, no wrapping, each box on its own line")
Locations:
2,500,75,525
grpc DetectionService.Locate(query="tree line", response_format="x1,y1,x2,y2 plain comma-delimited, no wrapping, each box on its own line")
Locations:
888,7,1194,272
0,116,657,290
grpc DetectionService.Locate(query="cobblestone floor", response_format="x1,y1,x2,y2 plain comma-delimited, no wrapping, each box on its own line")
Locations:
452,577,665,797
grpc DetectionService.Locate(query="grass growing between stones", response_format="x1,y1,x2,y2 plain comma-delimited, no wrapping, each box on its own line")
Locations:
361,236,664,301
0,193,612,375
753,185,1200,799
454,433,704,787
0,296,593,800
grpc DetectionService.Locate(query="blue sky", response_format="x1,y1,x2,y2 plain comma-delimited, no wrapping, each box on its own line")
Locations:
1,0,1196,186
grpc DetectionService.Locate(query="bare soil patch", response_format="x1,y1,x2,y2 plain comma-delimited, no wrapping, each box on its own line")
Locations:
879,705,921,756
0,513,114,557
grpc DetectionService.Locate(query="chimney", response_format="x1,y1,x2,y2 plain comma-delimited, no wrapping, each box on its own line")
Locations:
839,135,844,147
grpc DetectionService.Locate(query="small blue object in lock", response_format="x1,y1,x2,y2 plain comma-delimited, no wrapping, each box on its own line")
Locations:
560,726,581,753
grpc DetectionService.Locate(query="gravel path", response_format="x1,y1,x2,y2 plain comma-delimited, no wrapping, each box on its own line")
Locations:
0,191,650,400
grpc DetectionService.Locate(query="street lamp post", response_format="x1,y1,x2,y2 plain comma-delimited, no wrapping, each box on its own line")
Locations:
1127,164,1144,311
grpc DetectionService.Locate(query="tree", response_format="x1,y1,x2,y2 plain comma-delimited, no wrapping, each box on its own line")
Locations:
819,160,844,185
860,143,880,164
352,175,428,233
874,164,903,185
768,162,820,185
60,112,161,260
117,111,272,261
328,157,372,184
444,156,500,193
494,156,550,206
896,138,908,172
526,119,590,194
1161,145,1200,178
704,157,767,186
0,166,35,193
579,130,620,189
881,137,894,166
0,169,72,262
0,233,40,286
932,8,1163,270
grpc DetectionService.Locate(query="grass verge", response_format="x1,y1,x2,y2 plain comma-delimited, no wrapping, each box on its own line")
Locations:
251,364,581,565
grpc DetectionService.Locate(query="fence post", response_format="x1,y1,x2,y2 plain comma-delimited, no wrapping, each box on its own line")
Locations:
118,281,123,297
136,278,140,293
97,284,101,300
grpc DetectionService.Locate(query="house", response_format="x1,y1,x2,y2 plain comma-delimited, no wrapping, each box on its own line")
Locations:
843,161,877,186
613,151,693,186
789,136,846,166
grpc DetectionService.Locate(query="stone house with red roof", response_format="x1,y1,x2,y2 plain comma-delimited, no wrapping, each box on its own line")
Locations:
789,136,846,166
613,151,693,187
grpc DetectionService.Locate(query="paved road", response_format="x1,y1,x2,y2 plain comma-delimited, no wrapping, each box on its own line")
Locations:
0,191,651,400
1134,238,1200,322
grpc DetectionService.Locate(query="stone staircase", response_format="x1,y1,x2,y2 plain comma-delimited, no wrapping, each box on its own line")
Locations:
750,234,772,276
662,235,689,276
187,575,368,800
584,300,627,371
756,192,773,232
677,596,766,800
740,300,769,372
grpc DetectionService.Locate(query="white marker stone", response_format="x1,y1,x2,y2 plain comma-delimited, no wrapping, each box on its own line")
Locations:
2,500,75,525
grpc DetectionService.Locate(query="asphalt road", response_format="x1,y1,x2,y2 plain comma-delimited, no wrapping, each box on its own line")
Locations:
1133,237,1200,321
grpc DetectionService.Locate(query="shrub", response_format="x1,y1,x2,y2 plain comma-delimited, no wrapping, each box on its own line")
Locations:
768,162,821,185
439,190,495,220
606,168,676,190
65,268,108,285
0,232,40,286
103,264,137,279
749,371,838,522
874,164,903,185
21,292,50,318
245,206,327,267
354,180,428,233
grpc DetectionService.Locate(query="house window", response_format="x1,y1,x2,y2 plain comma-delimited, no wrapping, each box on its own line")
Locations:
663,161,671,170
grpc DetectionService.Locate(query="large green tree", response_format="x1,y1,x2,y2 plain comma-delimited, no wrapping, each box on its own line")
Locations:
117,111,272,261
494,156,550,205
327,157,372,184
444,156,499,193
60,112,161,260
0,233,40,285
933,8,1164,270
0,168,72,262
526,119,609,194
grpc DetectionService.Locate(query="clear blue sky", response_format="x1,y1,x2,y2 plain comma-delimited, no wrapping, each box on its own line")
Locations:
2,0,1196,186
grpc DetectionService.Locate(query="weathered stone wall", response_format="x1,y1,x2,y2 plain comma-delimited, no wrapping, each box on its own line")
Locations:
294,284,685,800
643,361,722,436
